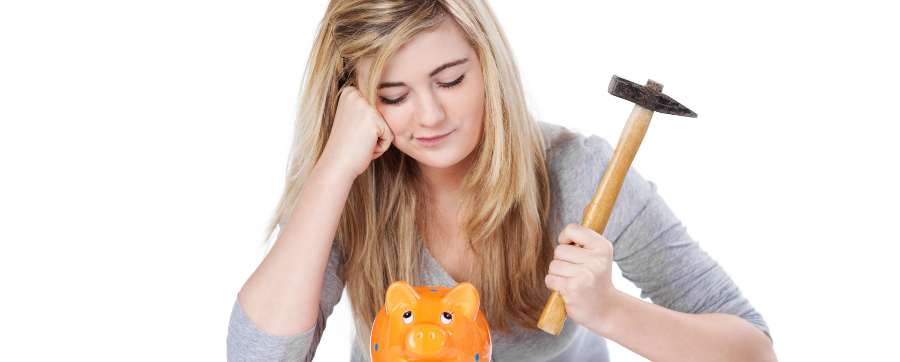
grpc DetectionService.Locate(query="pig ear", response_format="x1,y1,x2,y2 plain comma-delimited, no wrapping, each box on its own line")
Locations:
442,282,480,321
385,281,420,314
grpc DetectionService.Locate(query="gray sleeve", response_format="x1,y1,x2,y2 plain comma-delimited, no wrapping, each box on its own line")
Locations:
553,131,771,341
227,234,346,361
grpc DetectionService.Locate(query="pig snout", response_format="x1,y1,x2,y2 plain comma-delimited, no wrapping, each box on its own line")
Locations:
405,323,448,357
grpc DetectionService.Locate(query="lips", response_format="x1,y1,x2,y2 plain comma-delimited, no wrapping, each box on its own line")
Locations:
416,130,453,141
415,129,454,147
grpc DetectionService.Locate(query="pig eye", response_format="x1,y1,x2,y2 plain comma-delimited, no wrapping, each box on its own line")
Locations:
402,310,413,324
440,311,452,324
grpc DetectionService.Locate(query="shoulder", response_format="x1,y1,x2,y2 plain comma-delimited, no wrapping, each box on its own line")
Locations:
535,120,657,243
536,120,615,229
535,120,615,179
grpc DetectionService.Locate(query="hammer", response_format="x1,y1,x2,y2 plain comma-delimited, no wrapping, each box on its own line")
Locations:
537,75,698,335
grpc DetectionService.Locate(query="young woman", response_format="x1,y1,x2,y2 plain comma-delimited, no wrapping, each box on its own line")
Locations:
227,1,776,361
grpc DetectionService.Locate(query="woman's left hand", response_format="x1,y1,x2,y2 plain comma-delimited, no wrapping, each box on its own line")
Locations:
545,223,621,331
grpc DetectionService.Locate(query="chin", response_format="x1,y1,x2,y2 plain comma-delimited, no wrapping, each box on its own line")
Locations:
402,147,469,170
413,153,465,169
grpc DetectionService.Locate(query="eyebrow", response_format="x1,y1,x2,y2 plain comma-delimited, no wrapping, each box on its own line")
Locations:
377,57,469,89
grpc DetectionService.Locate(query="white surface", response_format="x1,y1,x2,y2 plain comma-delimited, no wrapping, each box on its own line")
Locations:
1,0,897,360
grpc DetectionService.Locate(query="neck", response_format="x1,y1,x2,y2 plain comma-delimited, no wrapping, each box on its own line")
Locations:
417,152,476,248
417,151,476,202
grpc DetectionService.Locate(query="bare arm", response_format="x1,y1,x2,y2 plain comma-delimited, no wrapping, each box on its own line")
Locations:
236,162,355,336
551,130,774,360
592,290,776,362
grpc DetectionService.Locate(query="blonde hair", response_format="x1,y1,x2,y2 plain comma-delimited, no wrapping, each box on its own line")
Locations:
264,0,554,350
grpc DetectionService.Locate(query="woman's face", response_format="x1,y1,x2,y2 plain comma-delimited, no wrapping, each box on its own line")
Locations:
355,17,485,172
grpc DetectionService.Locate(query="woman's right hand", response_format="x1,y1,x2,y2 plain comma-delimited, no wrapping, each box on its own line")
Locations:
318,85,394,180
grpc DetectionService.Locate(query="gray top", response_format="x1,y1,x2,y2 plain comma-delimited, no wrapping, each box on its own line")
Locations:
227,121,771,361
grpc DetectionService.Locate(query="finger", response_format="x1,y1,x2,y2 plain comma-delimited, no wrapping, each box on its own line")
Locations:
558,223,609,251
553,244,593,264
545,274,568,294
379,121,394,145
373,128,387,154
338,85,355,103
373,140,387,158
372,122,393,157
548,259,581,278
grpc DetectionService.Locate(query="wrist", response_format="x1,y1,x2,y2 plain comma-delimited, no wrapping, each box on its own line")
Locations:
590,289,632,337
313,158,357,187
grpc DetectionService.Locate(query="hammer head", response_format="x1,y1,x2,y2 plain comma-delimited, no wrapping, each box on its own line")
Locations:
607,75,697,117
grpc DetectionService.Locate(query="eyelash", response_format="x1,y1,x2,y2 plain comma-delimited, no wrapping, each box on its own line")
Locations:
380,74,466,105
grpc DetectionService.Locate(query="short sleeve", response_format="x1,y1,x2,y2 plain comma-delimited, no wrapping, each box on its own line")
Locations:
227,225,347,361
548,129,771,341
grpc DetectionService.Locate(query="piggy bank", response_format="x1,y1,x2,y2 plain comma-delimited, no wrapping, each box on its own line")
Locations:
370,281,492,362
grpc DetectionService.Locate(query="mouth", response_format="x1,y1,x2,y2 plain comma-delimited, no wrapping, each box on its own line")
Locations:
415,130,454,146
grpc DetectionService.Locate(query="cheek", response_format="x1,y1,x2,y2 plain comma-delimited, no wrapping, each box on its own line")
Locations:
465,72,486,120
378,107,414,140
449,82,485,122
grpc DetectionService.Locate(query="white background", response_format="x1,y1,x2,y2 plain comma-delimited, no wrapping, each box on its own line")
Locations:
1,0,898,360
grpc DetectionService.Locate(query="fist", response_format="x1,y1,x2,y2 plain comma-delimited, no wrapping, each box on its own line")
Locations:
319,85,395,180
545,223,618,329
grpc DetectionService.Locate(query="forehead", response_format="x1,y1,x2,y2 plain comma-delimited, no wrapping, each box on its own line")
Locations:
359,18,473,80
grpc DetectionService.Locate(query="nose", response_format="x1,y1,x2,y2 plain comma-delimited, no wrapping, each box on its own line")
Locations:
405,323,448,357
415,88,447,127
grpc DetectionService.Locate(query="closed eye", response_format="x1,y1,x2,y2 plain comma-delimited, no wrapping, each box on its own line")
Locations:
379,74,466,105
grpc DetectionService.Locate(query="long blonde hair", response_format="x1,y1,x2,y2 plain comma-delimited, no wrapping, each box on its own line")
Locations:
264,0,554,347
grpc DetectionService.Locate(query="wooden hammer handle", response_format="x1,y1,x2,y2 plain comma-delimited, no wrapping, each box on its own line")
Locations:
537,103,657,335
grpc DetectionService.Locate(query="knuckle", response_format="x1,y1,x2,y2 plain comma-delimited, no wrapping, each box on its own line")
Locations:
339,86,353,100
561,280,573,293
554,244,565,257
576,269,589,282
595,260,609,273
545,275,557,290
588,263,606,276
582,269,594,281
344,89,360,103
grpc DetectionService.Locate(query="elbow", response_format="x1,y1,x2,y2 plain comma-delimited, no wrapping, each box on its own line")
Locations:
719,314,776,362
742,324,777,362
753,335,777,362
749,341,777,362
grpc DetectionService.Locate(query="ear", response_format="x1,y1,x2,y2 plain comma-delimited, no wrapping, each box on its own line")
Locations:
442,282,480,321
385,281,420,314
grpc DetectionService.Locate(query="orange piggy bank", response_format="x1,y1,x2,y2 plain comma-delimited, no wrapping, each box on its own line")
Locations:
370,281,492,362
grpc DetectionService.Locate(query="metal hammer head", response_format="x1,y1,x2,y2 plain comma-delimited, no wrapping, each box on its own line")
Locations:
607,75,697,117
